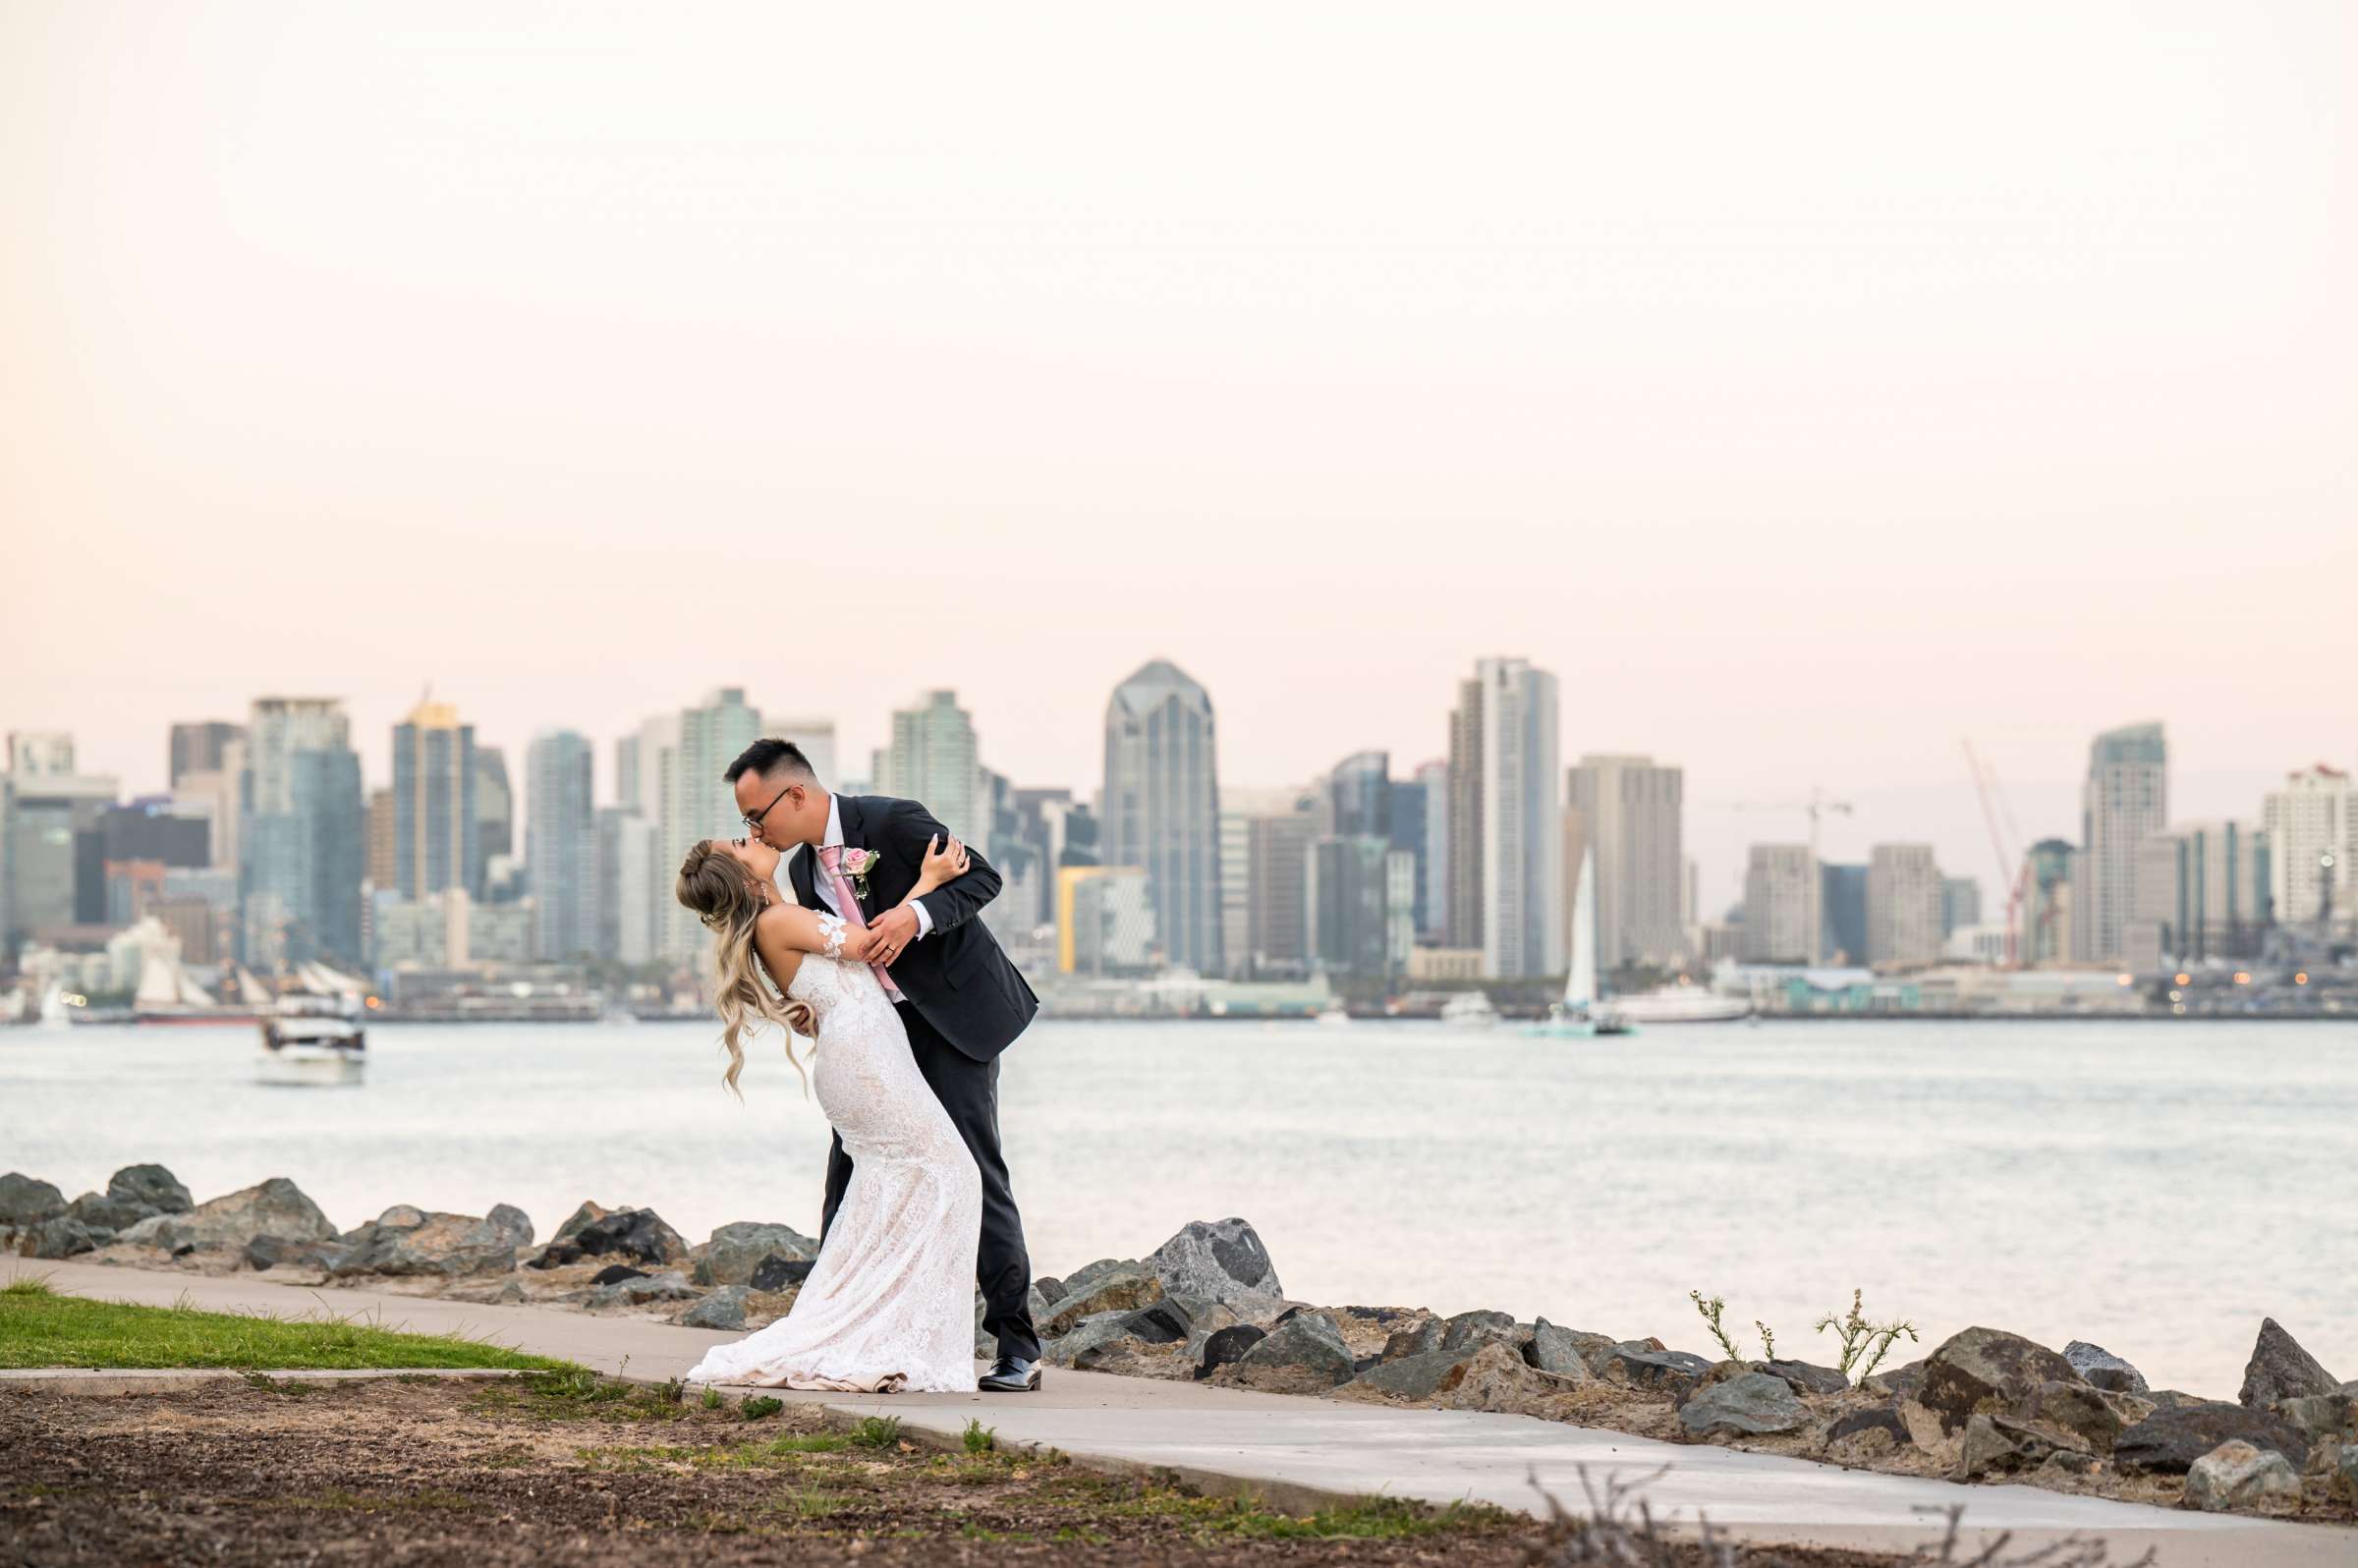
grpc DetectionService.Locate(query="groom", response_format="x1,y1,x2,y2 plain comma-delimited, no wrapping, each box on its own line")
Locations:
727,738,1044,1392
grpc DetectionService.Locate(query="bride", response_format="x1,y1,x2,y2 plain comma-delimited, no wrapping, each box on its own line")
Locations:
672,830,982,1392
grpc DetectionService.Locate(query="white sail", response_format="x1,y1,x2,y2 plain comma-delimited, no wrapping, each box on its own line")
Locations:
178,969,218,1007
236,968,273,1007
1565,848,1598,1012
135,951,183,1007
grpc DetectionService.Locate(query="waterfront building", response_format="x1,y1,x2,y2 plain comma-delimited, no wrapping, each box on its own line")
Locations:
1406,945,1483,982
1742,844,1816,963
2021,839,2078,967
1056,866,1154,975
2128,818,2270,971
1101,660,1223,975
170,741,243,874
594,807,656,964
0,736,119,958
2261,764,2354,936
1448,658,1563,978
2074,721,2167,964
240,698,364,968
655,690,762,960
1940,876,1982,937
365,787,397,889
1326,752,1391,840
475,746,513,891
168,721,244,791
1566,755,1685,972
1866,843,1944,970
1817,862,1869,966
1244,803,1318,975
392,700,478,901
1308,835,1398,978
527,730,596,961
877,690,982,843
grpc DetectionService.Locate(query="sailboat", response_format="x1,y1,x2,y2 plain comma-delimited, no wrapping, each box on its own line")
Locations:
1526,848,1632,1037
133,949,253,1025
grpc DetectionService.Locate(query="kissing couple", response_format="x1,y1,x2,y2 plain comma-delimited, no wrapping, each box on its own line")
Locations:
670,738,1042,1394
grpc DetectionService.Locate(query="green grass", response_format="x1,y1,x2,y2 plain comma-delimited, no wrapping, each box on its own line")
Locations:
962,1417,996,1454
0,1279,573,1373
849,1415,903,1449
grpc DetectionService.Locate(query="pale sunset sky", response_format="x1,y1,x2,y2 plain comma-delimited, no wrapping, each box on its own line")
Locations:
3,3,2352,901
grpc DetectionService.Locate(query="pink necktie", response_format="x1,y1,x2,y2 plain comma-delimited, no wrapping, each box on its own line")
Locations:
817,844,904,1002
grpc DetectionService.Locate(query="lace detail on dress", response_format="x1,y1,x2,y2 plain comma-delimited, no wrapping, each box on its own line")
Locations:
814,910,849,960
680,940,982,1395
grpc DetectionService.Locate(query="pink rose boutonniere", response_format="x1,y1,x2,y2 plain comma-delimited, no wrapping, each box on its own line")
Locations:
841,847,878,901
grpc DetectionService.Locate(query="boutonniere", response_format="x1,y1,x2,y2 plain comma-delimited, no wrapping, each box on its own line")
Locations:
841,847,878,900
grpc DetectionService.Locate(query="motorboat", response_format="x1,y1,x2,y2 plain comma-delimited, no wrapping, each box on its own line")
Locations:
1609,981,1753,1025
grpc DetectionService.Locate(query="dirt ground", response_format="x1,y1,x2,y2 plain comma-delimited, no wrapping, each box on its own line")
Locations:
0,1374,1925,1568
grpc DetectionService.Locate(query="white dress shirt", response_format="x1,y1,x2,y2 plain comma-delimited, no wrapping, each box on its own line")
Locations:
800,795,934,939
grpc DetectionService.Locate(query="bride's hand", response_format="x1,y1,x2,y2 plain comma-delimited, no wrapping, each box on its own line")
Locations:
911,834,970,897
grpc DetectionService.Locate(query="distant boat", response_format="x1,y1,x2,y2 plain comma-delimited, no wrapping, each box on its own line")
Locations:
1528,848,1631,1037
1438,990,1498,1030
133,949,257,1026
258,996,366,1087
1610,981,1752,1025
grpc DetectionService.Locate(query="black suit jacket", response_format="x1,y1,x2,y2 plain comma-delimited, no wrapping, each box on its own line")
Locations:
787,794,1039,1063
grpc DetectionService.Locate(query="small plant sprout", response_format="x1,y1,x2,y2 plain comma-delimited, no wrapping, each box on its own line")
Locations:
962,1419,996,1454
740,1395,783,1421
701,1384,724,1410
1816,1288,1918,1385
1689,1290,1774,1363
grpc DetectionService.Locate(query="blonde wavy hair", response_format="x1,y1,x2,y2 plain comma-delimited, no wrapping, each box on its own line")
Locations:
674,840,815,1097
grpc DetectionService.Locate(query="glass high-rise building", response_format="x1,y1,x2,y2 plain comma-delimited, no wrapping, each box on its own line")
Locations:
877,691,982,843
240,698,363,968
1447,657,1562,979
2075,722,2167,964
1567,754,1685,971
1102,659,1222,975
392,700,477,902
527,730,596,961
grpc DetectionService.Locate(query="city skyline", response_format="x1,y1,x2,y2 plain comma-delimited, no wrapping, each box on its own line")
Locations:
3,5,2351,878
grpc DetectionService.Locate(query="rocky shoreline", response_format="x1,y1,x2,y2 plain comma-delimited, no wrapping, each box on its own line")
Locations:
7,1164,2354,1528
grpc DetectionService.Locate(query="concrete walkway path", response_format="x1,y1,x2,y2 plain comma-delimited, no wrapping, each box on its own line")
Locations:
10,1258,2351,1567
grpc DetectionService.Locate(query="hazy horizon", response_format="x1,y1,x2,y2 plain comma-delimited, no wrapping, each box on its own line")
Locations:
5,3,2353,906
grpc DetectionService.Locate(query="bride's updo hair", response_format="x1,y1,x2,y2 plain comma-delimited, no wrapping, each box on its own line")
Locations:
675,840,815,1097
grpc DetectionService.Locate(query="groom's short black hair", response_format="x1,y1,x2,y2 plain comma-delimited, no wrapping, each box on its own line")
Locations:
724,738,818,786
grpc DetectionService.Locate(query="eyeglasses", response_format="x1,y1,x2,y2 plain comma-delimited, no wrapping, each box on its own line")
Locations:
742,782,794,831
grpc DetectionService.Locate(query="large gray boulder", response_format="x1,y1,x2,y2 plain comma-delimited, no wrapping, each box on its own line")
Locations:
1525,1319,1603,1380
1764,1359,1852,1398
2062,1339,2150,1396
530,1207,686,1268
123,1177,335,1253
2185,1439,2300,1513
0,1173,67,1227
1437,1310,1520,1354
1233,1310,1354,1388
108,1164,193,1214
1146,1219,1282,1311
1041,1267,1164,1337
2238,1318,2338,1410
27,1216,101,1259
1599,1343,1715,1400
1680,1372,1807,1437
550,1201,612,1243
1351,1346,1484,1401
1957,1412,2080,1481
695,1221,817,1287
2277,1387,2355,1444
328,1204,533,1277
1195,1323,1265,1377
1913,1327,2084,1437
2020,1378,2151,1454
2115,1401,2310,1474
588,1268,698,1308
679,1285,750,1330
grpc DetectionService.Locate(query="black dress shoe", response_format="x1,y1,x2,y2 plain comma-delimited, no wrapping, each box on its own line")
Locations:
978,1356,1040,1392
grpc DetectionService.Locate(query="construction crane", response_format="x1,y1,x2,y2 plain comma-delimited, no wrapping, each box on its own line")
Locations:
1730,788,1855,961
1962,740,2029,968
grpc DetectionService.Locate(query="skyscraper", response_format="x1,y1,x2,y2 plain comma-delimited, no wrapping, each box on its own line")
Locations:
2128,819,2270,969
764,718,838,791
474,746,513,894
2075,721,2167,964
1387,771,1430,939
2022,839,2078,967
1325,752,1390,840
1742,844,1816,963
1102,660,1222,975
391,700,477,901
655,690,764,960
2262,764,2353,936
241,698,363,967
1566,755,1685,972
877,691,982,842
1866,843,1943,969
1414,758,1449,943
1940,876,1982,937
527,730,596,961
594,807,657,964
1818,862,1869,966
168,721,244,791
1447,658,1562,978
0,735,118,957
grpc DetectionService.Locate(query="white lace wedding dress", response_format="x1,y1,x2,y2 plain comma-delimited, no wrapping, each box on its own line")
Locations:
684,913,982,1393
